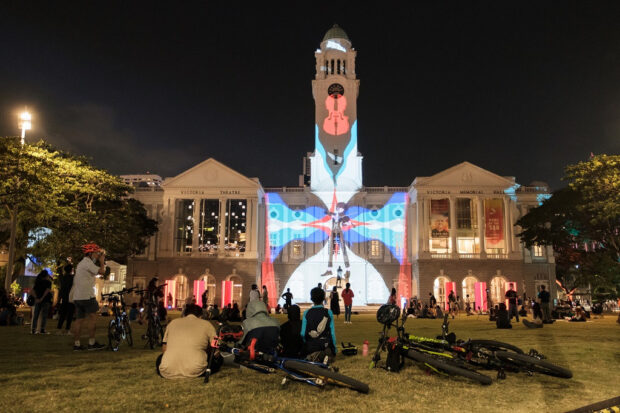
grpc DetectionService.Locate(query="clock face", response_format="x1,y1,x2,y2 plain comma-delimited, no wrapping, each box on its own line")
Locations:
328,83,344,97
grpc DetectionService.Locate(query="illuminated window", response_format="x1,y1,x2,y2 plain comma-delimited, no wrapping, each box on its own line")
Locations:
533,245,544,257
456,198,472,229
109,273,115,282
175,199,194,254
342,60,346,74
292,240,303,258
225,199,247,252
370,240,381,257
198,199,220,252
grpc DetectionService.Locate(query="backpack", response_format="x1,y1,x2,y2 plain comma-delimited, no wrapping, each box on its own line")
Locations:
385,337,404,372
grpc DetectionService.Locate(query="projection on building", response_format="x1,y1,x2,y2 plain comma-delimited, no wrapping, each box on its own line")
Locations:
262,32,411,306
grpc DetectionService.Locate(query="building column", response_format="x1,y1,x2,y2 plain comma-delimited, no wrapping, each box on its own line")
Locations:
218,198,227,255
502,197,511,255
477,197,486,258
192,198,200,255
450,196,457,258
248,198,256,253
422,198,429,253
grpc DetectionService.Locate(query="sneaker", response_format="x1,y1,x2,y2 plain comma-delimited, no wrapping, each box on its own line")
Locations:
39,330,51,335
73,345,85,352
87,342,106,351
31,330,37,335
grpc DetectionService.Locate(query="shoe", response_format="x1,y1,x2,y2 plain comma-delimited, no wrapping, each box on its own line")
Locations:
31,330,37,335
87,342,106,351
73,345,85,351
39,330,51,335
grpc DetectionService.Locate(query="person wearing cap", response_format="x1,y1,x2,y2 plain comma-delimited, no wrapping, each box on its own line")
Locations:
72,243,106,351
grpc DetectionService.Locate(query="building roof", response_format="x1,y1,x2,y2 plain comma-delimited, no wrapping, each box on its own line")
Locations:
323,24,349,42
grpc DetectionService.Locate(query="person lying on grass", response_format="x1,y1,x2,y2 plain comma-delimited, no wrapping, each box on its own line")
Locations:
301,287,337,363
156,304,220,379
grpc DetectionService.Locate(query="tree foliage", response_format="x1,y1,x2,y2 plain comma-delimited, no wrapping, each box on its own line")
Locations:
516,155,620,298
0,137,158,280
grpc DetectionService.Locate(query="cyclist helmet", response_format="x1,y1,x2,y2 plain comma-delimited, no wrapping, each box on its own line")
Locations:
81,242,101,254
376,304,401,324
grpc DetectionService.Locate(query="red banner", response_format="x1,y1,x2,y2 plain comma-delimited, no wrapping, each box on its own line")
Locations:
430,199,450,238
484,199,504,248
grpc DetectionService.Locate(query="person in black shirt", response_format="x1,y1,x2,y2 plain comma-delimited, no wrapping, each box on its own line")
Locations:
32,270,53,334
496,303,512,329
281,288,293,311
505,284,519,322
537,285,552,322
56,259,75,335
280,304,303,358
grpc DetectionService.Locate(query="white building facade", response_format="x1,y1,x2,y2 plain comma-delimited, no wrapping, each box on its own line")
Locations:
127,25,555,309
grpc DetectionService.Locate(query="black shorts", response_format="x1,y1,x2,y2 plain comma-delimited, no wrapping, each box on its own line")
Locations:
74,298,99,319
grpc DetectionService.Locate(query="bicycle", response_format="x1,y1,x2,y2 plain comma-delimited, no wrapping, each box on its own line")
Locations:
401,313,572,379
371,305,493,385
101,287,136,351
135,284,166,349
206,321,369,393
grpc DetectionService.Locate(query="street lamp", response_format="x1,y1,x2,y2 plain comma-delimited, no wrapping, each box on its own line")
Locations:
5,108,32,290
19,110,32,146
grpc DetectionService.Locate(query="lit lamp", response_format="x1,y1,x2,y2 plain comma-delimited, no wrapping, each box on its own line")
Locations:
19,109,32,146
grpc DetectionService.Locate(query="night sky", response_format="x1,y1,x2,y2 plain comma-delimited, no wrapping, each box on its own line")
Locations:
1,2,619,189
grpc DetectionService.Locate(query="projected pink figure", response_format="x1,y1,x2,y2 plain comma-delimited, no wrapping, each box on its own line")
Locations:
323,94,349,135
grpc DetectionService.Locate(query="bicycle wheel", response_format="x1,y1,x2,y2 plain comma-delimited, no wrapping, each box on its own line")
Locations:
405,349,492,385
495,351,572,378
283,360,369,393
108,320,120,352
467,340,524,354
122,318,133,347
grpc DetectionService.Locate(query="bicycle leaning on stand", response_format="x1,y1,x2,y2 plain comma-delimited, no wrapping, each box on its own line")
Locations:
101,287,137,351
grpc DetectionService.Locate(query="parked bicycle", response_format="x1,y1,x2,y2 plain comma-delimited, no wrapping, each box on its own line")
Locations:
206,321,369,393
101,287,137,351
371,305,493,385
135,283,166,349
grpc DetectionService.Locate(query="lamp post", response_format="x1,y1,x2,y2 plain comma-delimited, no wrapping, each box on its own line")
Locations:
4,109,31,291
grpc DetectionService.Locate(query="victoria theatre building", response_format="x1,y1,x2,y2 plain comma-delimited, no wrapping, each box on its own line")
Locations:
126,26,556,310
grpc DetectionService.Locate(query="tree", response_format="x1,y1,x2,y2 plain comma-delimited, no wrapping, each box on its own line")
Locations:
516,155,620,298
1,137,158,284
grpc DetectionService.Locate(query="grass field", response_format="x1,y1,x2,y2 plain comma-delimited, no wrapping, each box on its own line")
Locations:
0,311,618,413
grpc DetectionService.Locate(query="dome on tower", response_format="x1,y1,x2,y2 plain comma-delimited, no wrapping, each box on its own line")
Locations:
323,24,350,41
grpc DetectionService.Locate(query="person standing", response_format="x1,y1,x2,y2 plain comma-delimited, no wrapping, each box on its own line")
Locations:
249,284,260,302
72,243,106,351
505,284,519,322
281,288,293,310
429,292,437,308
448,290,456,319
56,258,75,335
329,286,340,319
201,289,208,310
537,285,551,323
31,270,53,334
341,283,354,324
388,288,397,305
262,285,270,313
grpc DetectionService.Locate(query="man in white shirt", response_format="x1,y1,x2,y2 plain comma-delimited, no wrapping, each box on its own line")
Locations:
157,304,218,379
249,284,260,302
72,243,106,351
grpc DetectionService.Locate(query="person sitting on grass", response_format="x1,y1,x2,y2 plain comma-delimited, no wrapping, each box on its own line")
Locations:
157,304,220,379
280,304,303,358
496,303,512,329
523,303,544,328
435,305,443,319
301,287,337,362
569,306,587,322
129,302,142,324
240,300,280,353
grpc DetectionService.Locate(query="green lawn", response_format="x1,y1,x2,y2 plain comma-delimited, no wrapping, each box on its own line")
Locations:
0,311,618,413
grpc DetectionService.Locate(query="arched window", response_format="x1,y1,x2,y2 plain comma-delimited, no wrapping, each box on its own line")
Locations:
462,276,478,303
490,276,508,307
228,275,243,305
433,276,451,310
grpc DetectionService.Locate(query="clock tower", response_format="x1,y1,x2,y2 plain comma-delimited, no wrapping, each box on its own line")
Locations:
310,25,363,195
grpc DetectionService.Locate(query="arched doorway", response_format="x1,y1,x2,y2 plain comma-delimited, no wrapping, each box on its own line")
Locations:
490,276,507,308
462,276,478,306
173,274,189,308
228,275,243,305
433,276,451,310
201,274,216,305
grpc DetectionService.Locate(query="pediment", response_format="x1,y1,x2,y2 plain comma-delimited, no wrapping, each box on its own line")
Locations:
163,158,260,189
413,162,515,189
